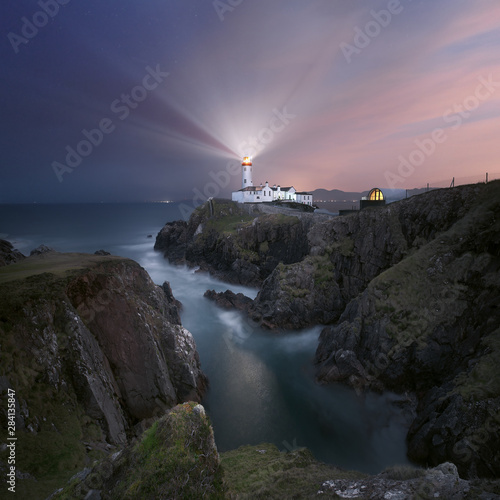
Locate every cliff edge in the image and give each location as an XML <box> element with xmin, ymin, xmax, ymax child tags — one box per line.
<box><xmin>0</xmin><ymin>251</ymin><xmax>207</xmax><ymax>498</ymax></box>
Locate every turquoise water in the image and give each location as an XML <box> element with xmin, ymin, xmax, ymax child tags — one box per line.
<box><xmin>0</xmin><ymin>203</ymin><xmax>411</xmax><ymax>473</ymax></box>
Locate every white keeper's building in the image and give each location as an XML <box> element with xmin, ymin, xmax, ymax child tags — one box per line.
<box><xmin>231</xmin><ymin>157</ymin><xmax>313</xmax><ymax>206</ymax></box>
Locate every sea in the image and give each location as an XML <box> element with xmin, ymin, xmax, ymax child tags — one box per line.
<box><xmin>0</xmin><ymin>202</ymin><xmax>411</xmax><ymax>473</ymax></box>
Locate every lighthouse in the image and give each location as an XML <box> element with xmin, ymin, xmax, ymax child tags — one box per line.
<box><xmin>231</xmin><ymin>156</ymin><xmax>313</xmax><ymax>206</ymax></box>
<box><xmin>242</xmin><ymin>156</ymin><xmax>253</xmax><ymax>189</ymax></box>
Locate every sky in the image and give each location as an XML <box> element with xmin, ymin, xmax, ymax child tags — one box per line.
<box><xmin>1</xmin><ymin>0</ymin><xmax>500</xmax><ymax>203</ymax></box>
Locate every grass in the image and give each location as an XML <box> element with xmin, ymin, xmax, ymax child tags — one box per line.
<box><xmin>53</xmin><ymin>403</ymin><xmax>225</xmax><ymax>500</ymax></box>
<box><xmin>310</xmin><ymin>255</ymin><xmax>335</xmax><ymax>288</ymax></box>
<box><xmin>330</xmin><ymin>237</ymin><xmax>354</xmax><ymax>257</ymax></box>
<box><xmin>453</xmin><ymin>328</ymin><xmax>500</xmax><ymax>401</ymax></box>
<box><xmin>221</xmin><ymin>443</ymin><xmax>365</xmax><ymax>499</ymax></box>
<box><xmin>206</xmin><ymin>213</ymin><xmax>255</xmax><ymax>234</ymax></box>
<box><xmin>0</xmin><ymin>252</ymin><xmax>126</xmax><ymax>284</ymax></box>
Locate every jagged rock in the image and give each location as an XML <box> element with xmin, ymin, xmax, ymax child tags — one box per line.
<box><xmin>94</xmin><ymin>249</ymin><xmax>110</xmax><ymax>256</ymax></box>
<box><xmin>155</xmin><ymin>199</ymin><xmax>312</xmax><ymax>285</ymax></box>
<box><xmin>0</xmin><ymin>252</ymin><xmax>207</xmax><ymax>492</ymax></box>
<box><xmin>204</xmin><ymin>289</ymin><xmax>254</xmax><ymax>312</ymax></box>
<box><xmin>29</xmin><ymin>244</ymin><xmax>55</xmax><ymax>255</ymax></box>
<box><xmin>154</xmin><ymin>219</ymin><xmax>189</xmax><ymax>263</ymax></box>
<box><xmin>0</xmin><ymin>239</ymin><xmax>25</xmax><ymax>266</ymax></box>
<box><xmin>314</xmin><ymin>181</ymin><xmax>500</xmax><ymax>477</ymax></box>
<box><xmin>248</xmin><ymin>258</ymin><xmax>343</xmax><ymax>329</ymax></box>
<box><xmin>161</xmin><ymin>281</ymin><xmax>182</xmax><ymax>324</ymax></box>
<box><xmin>155</xmin><ymin>183</ymin><xmax>500</xmax><ymax>479</ymax></box>
<box><xmin>320</xmin><ymin>462</ymin><xmax>490</xmax><ymax>499</ymax></box>
<box><xmin>250</xmin><ymin>183</ymin><xmax>495</xmax><ymax>330</ymax></box>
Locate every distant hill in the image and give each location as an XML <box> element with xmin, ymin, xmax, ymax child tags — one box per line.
<box><xmin>312</xmin><ymin>187</ymin><xmax>434</xmax><ymax>212</ymax></box>
<box><xmin>311</xmin><ymin>188</ymin><xmax>366</xmax><ymax>201</ymax></box>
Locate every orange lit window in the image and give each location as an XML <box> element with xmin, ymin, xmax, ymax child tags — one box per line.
<box><xmin>368</xmin><ymin>188</ymin><xmax>384</xmax><ymax>201</ymax></box>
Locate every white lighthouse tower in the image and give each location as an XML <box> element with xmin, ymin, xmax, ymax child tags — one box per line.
<box><xmin>242</xmin><ymin>156</ymin><xmax>253</xmax><ymax>188</ymax></box>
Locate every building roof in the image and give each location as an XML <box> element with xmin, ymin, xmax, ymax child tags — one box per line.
<box><xmin>271</xmin><ymin>186</ymin><xmax>294</xmax><ymax>191</ymax></box>
<box><xmin>237</xmin><ymin>186</ymin><xmax>263</xmax><ymax>192</ymax></box>
<box><xmin>295</xmin><ymin>191</ymin><xmax>312</xmax><ymax>195</ymax></box>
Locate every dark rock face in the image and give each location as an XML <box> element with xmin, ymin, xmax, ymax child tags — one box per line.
<box><xmin>154</xmin><ymin>219</ymin><xmax>189</xmax><ymax>263</ymax></box>
<box><xmin>250</xmin><ymin>183</ymin><xmax>492</xmax><ymax>329</ymax></box>
<box><xmin>0</xmin><ymin>253</ymin><xmax>207</xmax><ymax>456</ymax></box>
<box><xmin>0</xmin><ymin>239</ymin><xmax>25</xmax><ymax>266</ymax></box>
<box><xmin>314</xmin><ymin>181</ymin><xmax>500</xmax><ymax>477</ymax></box>
<box><xmin>407</xmin><ymin>391</ymin><xmax>500</xmax><ymax>480</ymax></box>
<box><xmin>204</xmin><ymin>289</ymin><xmax>254</xmax><ymax>312</ymax></box>
<box><xmin>155</xmin><ymin>199</ymin><xmax>312</xmax><ymax>285</ymax></box>
<box><xmin>248</xmin><ymin>259</ymin><xmax>344</xmax><ymax>329</ymax></box>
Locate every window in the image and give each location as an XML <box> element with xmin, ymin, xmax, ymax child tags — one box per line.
<box><xmin>369</xmin><ymin>188</ymin><xmax>384</xmax><ymax>201</ymax></box>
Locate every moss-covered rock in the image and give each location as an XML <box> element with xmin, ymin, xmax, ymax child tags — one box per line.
<box><xmin>51</xmin><ymin>402</ymin><xmax>224</xmax><ymax>499</ymax></box>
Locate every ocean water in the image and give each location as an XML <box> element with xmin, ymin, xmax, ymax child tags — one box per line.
<box><xmin>0</xmin><ymin>203</ymin><xmax>411</xmax><ymax>473</ymax></box>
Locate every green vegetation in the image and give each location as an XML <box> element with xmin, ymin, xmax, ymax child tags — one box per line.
<box><xmin>310</xmin><ymin>255</ymin><xmax>335</xmax><ymax>289</ymax></box>
<box><xmin>53</xmin><ymin>403</ymin><xmax>225</xmax><ymax>500</ymax></box>
<box><xmin>453</xmin><ymin>328</ymin><xmax>500</xmax><ymax>401</ymax></box>
<box><xmin>381</xmin><ymin>464</ymin><xmax>426</xmax><ymax>481</ymax></box>
<box><xmin>221</xmin><ymin>443</ymin><xmax>365</xmax><ymax>499</ymax></box>
<box><xmin>0</xmin><ymin>252</ymin><xmax>124</xmax><ymax>284</ymax></box>
<box><xmin>206</xmin><ymin>212</ymin><xmax>254</xmax><ymax>234</ymax></box>
<box><xmin>330</xmin><ymin>236</ymin><xmax>354</xmax><ymax>257</ymax></box>
<box><xmin>113</xmin><ymin>402</ymin><xmax>223</xmax><ymax>499</ymax></box>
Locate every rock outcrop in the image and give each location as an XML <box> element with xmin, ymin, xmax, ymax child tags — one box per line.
<box><xmin>204</xmin><ymin>289</ymin><xmax>254</xmax><ymax>312</ymax></box>
<box><xmin>0</xmin><ymin>239</ymin><xmax>25</xmax><ymax>267</ymax></box>
<box><xmin>0</xmin><ymin>252</ymin><xmax>207</xmax><ymax>496</ymax></box>
<box><xmin>155</xmin><ymin>199</ymin><xmax>312</xmax><ymax>285</ymax></box>
<box><xmin>51</xmin><ymin>402</ymin><xmax>224</xmax><ymax>500</ymax></box>
<box><xmin>314</xmin><ymin>181</ymin><xmax>500</xmax><ymax>478</ymax></box>
<box><xmin>249</xmin><ymin>182</ymin><xmax>494</xmax><ymax>329</ymax></box>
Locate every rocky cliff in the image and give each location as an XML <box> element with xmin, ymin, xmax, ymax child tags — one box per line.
<box><xmin>248</xmin><ymin>183</ymin><xmax>494</xmax><ymax>329</ymax></box>
<box><xmin>0</xmin><ymin>251</ymin><xmax>207</xmax><ymax>498</ymax></box>
<box><xmin>162</xmin><ymin>182</ymin><xmax>500</xmax><ymax>479</ymax></box>
<box><xmin>154</xmin><ymin>199</ymin><xmax>312</xmax><ymax>286</ymax></box>
<box><xmin>314</xmin><ymin>182</ymin><xmax>500</xmax><ymax>478</ymax></box>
